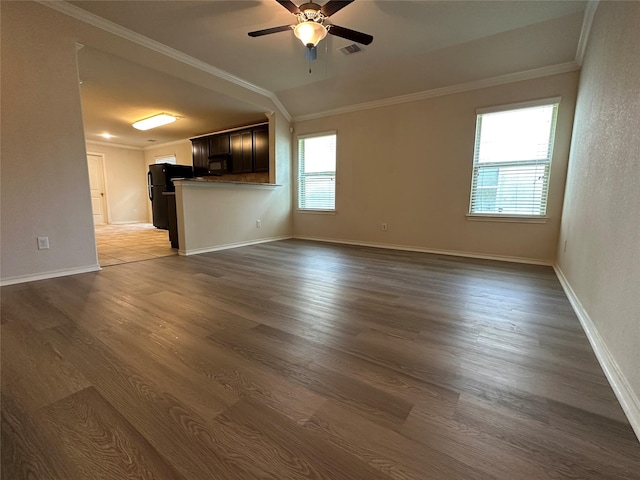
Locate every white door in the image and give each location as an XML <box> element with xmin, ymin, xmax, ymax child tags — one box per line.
<box><xmin>87</xmin><ymin>154</ymin><xmax>107</xmax><ymax>225</ymax></box>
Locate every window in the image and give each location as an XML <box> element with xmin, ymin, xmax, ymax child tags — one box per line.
<box><xmin>155</xmin><ymin>154</ymin><xmax>176</xmax><ymax>164</ymax></box>
<box><xmin>298</xmin><ymin>132</ymin><xmax>336</xmax><ymax>211</ymax></box>
<box><xmin>469</xmin><ymin>99</ymin><xmax>559</xmax><ymax>217</ymax></box>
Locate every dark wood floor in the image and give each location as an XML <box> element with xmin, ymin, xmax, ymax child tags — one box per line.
<box><xmin>2</xmin><ymin>239</ymin><xmax>639</xmax><ymax>479</ymax></box>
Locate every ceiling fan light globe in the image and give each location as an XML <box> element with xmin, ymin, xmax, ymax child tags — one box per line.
<box><xmin>294</xmin><ymin>21</ymin><xmax>327</xmax><ymax>48</ymax></box>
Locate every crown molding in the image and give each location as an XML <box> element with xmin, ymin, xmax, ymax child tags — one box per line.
<box><xmin>293</xmin><ymin>62</ymin><xmax>580</xmax><ymax>122</ymax></box>
<box><xmin>576</xmin><ymin>0</ymin><xmax>599</xmax><ymax>66</ymax></box>
<box><xmin>38</xmin><ymin>1</ymin><xmax>292</xmax><ymax>122</ymax></box>
<box><xmin>86</xmin><ymin>139</ymin><xmax>143</xmax><ymax>150</ymax></box>
<box><xmin>143</xmin><ymin>138</ymin><xmax>191</xmax><ymax>151</ymax></box>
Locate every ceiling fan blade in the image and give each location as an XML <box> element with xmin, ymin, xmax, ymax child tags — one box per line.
<box><xmin>327</xmin><ymin>24</ymin><xmax>373</xmax><ymax>45</ymax></box>
<box><xmin>276</xmin><ymin>0</ymin><xmax>300</xmax><ymax>14</ymax></box>
<box><xmin>321</xmin><ymin>0</ymin><xmax>354</xmax><ymax>17</ymax></box>
<box><xmin>248</xmin><ymin>25</ymin><xmax>293</xmax><ymax>37</ymax></box>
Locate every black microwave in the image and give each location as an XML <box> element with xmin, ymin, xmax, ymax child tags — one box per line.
<box><xmin>208</xmin><ymin>157</ymin><xmax>227</xmax><ymax>175</ymax></box>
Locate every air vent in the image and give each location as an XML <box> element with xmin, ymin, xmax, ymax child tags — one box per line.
<box><xmin>339</xmin><ymin>43</ymin><xmax>362</xmax><ymax>55</ymax></box>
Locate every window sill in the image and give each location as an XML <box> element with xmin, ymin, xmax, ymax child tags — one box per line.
<box><xmin>466</xmin><ymin>214</ymin><xmax>548</xmax><ymax>224</ymax></box>
<box><xmin>296</xmin><ymin>209</ymin><xmax>336</xmax><ymax>215</ymax></box>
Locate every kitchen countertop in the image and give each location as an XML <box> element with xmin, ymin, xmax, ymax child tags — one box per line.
<box><xmin>175</xmin><ymin>178</ymin><xmax>281</xmax><ymax>187</ymax></box>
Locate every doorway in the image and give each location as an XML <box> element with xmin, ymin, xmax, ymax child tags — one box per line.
<box><xmin>86</xmin><ymin>153</ymin><xmax>177</xmax><ymax>266</ymax></box>
<box><xmin>87</xmin><ymin>153</ymin><xmax>107</xmax><ymax>224</ymax></box>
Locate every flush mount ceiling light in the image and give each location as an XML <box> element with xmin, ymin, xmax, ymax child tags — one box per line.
<box><xmin>132</xmin><ymin>113</ymin><xmax>178</xmax><ymax>131</ymax></box>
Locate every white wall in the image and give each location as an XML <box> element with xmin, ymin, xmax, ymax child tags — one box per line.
<box><xmin>86</xmin><ymin>142</ymin><xmax>148</xmax><ymax>224</ymax></box>
<box><xmin>293</xmin><ymin>72</ymin><xmax>579</xmax><ymax>264</ymax></box>
<box><xmin>557</xmin><ymin>2</ymin><xmax>640</xmax><ymax>436</ymax></box>
<box><xmin>1</xmin><ymin>2</ymin><xmax>98</xmax><ymax>284</ymax></box>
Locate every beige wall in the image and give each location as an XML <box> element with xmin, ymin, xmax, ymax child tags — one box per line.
<box><xmin>144</xmin><ymin>140</ymin><xmax>194</xmax><ymax>168</ymax></box>
<box><xmin>293</xmin><ymin>72</ymin><xmax>579</xmax><ymax>263</ymax></box>
<box><xmin>557</xmin><ymin>2</ymin><xmax>640</xmax><ymax>430</ymax></box>
<box><xmin>1</xmin><ymin>2</ymin><xmax>98</xmax><ymax>283</ymax></box>
<box><xmin>86</xmin><ymin>142</ymin><xmax>148</xmax><ymax>224</ymax></box>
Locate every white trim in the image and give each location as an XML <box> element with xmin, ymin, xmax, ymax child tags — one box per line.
<box><xmin>1</xmin><ymin>265</ymin><xmax>101</xmax><ymax>286</ymax></box>
<box><xmin>143</xmin><ymin>138</ymin><xmax>190</xmax><ymax>151</ymax></box>
<box><xmin>293</xmin><ymin>236</ymin><xmax>553</xmax><ymax>266</ymax></box>
<box><xmin>296</xmin><ymin>209</ymin><xmax>337</xmax><ymax>215</ymax></box>
<box><xmin>39</xmin><ymin>0</ymin><xmax>292</xmax><ymax>122</ymax></box>
<box><xmin>293</xmin><ymin>62</ymin><xmax>579</xmax><ymax>122</ymax></box>
<box><xmin>576</xmin><ymin>1</ymin><xmax>600</xmax><ymax>66</ymax></box>
<box><xmin>466</xmin><ymin>214</ymin><xmax>549</xmax><ymax>224</ymax></box>
<box><xmin>86</xmin><ymin>151</ymin><xmax>111</xmax><ymax>225</ymax></box>
<box><xmin>554</xmin><ymin>265</ymin><xmax>640</xmax><ymax>442</ymax></box>
<box><xmin>297</xmin><ymin>130</ymin><xmax>337</xmax><ymax>140</ymax></box>
<box><xmin>476</xmin><ymin>96</ymin><xmax>561</xmax><ymax>115</ymax></box>
<box><xmin>179</xmin><ymin>235</ymin><xmax>292</xmax><ymax>256</ymax></box>
<box><xmin>189</xmin><ymin>121</ymin><xmax>269</xmax><ymax>140</ymax></box>
<box><xmin>86</xmin><ymin>140</ymin><xmax>143</xmax><ymax>151</ymax></box>
<box><xmin>108</xmin><ymin>221</ymin><xmax>150</xmax><ymax>225</ymax></box>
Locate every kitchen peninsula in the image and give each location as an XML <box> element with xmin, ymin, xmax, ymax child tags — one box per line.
<box><xmin>173</xmin><ymin>115</ymin><xmax>292</xmax><ymax>255</ymax></box>
<box><xmin>173</xmin><ymin>176</ymin><xmax>286</xmax><ymax>256</ymax></box>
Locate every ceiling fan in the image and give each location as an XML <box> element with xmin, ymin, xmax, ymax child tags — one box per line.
<box><xmin>248</xmin><ymin>0</ymin><xmax>373</xmax><ymax>60</ymax></box>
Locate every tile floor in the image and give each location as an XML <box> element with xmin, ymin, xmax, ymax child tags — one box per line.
<box><xmin>95</xmin><ymin>223</ymin><xmax>177</xmax><ymax>267</ymax></box>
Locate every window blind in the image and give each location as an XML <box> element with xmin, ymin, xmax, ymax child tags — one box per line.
<box><xmin>155</xmin><ymin>154</ymin><xmax>177</xmax><ymax>164</ymax></box>
<box><xmin>298</xmin><ymin>133</ymin><xmax>336</xmax><ymax>210</ymax></box>
<box><xmin>469</xmin><ymin>102</ymin><xmax>559</xmax><ymax>216</ymax></box>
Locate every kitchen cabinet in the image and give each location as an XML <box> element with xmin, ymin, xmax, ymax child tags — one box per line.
<box><xmin>192</xmin><ymin>137</ymin><xmax>209</xmax><ymax>176</ymax></box>
<box><xmin>253</xmin><ymin>126</ymin><xmax>269</xmax><ymax>173</ymax></box>
<box><xmin>230</xmin><ymin>130</ymin><xmax>254</xmax><ymax>173</ymax></box>
<box><xmin>209</xmin><ymin>134</ymin><xmax>230</xmax><ymax>156</ymax></box>
<box><xmin>191</xmin><ymin>123</ymin><xmax>269</xmax><ymax>175</ymax></box>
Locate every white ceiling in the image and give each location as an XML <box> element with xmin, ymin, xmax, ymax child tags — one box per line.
<box><xmin>65</xmin><ymin>0</ymin><xmax>588</xmax><ymax>148</ymax></box>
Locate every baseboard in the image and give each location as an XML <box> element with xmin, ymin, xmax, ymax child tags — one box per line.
<box><xmin>179</xmin><ymin>235</ymin><xmax>293</xmax><ymax>256</ymax></box>
<box><xmin>0</xmin><ymin>264</ymin><xmax>102</xmax><ymax>286</ymax></box>
<box><xmin>554</xmin><ymin>265</ymin><xmax>640</xmax><ymax>442</ymax></box>
<box><xmin>108</xmin><ymin>221</ymin><xmax>150</xmax><ymax>225</ymax></box>
<box><xmin>293</xmin><ymin>236</ymin><xmax>553</xmax><ymax>266</ymax></box>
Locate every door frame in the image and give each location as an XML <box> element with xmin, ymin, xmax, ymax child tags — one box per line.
<box><xmin>87</xmin><ymin>152</ymin><xmax>110</xmax><ymax>225</ymax></box>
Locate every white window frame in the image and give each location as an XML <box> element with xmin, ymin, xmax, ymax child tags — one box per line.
<box><xmin>467</xmin><ymin>97</ymin><xmax>560</xmax><ymax>223</ymax></box>
<box><xmin>297</xmin><ymin>131</ymin><xmax>337</xmax><ymax>213</ymax></box>
<box><xmin>155</xmin><ymin>154</ymin><xmax>177</xmax><ymax>164</ymax></box>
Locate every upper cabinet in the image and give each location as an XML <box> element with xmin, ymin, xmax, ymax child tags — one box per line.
<box><xmin>253</xmin><ymin>125</ymin><xmax>269</xmax><ymax>173</ymax></box>
<box><xmin>230</xmin><ymin>130</ymin><xmax>254</xmax><ymax>174</ymax></box>
<box><xmin>191</xmin><ymin>137</ymin><xmax>209</xmax><ymax>176</ymax></box>
<box><xmin>209</xmin><ymin>134</ymin><xmax>230</xmax><ymax>156</ymax></box>
<box><xmin>191</xmin><ymin>123</ymin><xmax>269</xmax><ymax>176</ymax></box>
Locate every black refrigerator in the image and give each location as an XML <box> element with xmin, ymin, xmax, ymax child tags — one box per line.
<box><xmin>148</xmin><ymin>163</ymin><xmax>194</xmax><ymax>229</ymax></box>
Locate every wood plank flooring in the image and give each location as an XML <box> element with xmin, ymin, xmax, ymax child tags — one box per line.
<box><xmin>2</xmin><ymin>239</ymin><xmax>639</xmax><ymax>479</ymax></box>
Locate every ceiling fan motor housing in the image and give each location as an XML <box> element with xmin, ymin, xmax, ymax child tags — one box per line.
<box><xmin>297</xmin><ymin>3</ymin><xmax>325</xmax><ymax>23</ymax></box>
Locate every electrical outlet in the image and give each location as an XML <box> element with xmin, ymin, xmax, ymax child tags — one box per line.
<box><xmin>381</xmin><ymin>223</ymin><xmax>388</xmax><ymax>232</ymax></box>
<box><xmin>256</xmin><ymin>220</ymin><xmax>261</xmax><ymax>228</ymax></box>
<box><xmin>37</xmin><ymin>236</ymin><xmax>50</xmax><ymax>250</ymax></box>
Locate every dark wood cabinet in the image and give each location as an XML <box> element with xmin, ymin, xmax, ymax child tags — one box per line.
<box><xmin>209</xmin><ymin>134</ymin><xmax>230</xmax><ymax>156</ymax></box>
<box><xmin>253</xmin><ymin>126</ymin><xmax>269</xmax><ymax>173</ymax></box>
<box><xmin>191</xmin><ymin>123</ymin><xmax>269</xmax><ymax>175</ymax></box>
<box><xmin>191</xmin><ymin>137</ymin><xmax>209</xmax><ymax>176</ymax></box>
<box><xmin>230</xmin><ymin>129</ymin><xmax>257</xmax><ymax>173</ymax></box>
